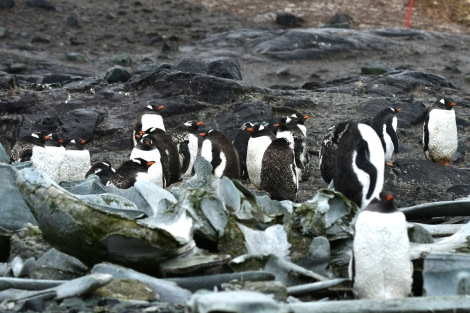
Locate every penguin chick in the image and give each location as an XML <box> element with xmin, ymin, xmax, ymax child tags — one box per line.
<box><xmin>171</xmin><ymin>120</ymin><xmax>203</xmax><ymax>179</ymax></box>
<box><xmin>110</xmin><ymin>158</ymin><xmax>155</xmax><ymax>189</ymax></box>
<box><xmin>132</xmin><ymin>104</ymin><xmax>165</xmax><ymax>146</ymax></box>
<box><xmin>352</xmin><ymin>191</ymin><xmax>413</xmax><ymax>299</ymax></box>
<box><xmin>59</xmin><ymin>138</ymin><xmax>91</xmax><ymax>182</ymax></box>
<box><xmin>85</xmin><ymin>161</ymin><xmax>116</xmax><ymax>185</ymax></box>
<box><xmin>333</xmin><ymin>121</ymin><xmax>384</xmax><ymax>210</ymax></box>
<box><xmin>246</xmin><ymin>123</ymin><xmax>276</xmax><ymax>189</ymax></box>
<box><xmin>371</xmin><ymin>107</ymin><xmax>401</xmax><ymax>167</ymax></box>
<box><xmin>200</xmin><ymin>129</ymin><xmax>241</xmax><ymax>180</ymax></box>
<box><xmin>10</xmin><ymin>131</ymin><xmax>48</xmax><ymax>163</ymax></box>
<box><xmin>233</xmin><ymin>122</ymin><xmax>255</xmax><ymax>180</ymax></box>
<box><xmin>423</xmin><ymin>98</ymin><xmax>457</xmax><ymax>166</ymax></box>
<box><xmin>260</xmin><ymin>138</ymin><xmax>298</xmax><ymax>202</ymax></box>
<box><xmin>319</xmin><ymin>121</ymin><xmax>348</xmax><ymax>185</ymax></box>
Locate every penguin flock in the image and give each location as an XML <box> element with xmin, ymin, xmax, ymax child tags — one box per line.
<box><xmin>8</xmin><ymin>97</ymin><xmax>459</xmax><ymax>300</ymax></box>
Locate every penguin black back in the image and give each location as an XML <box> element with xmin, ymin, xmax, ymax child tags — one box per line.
<box><xmin>233</xmin><ymin>122</ymin><xmax>254</xmax><ymax>180</ymax></box>
<box><xmin>110</xmin><ymin>158</ymin><xmax>154</xmax><ymax>189</ymax></box>
<box><xmin>86</xmin><ymin>161</ymin><xmax>116</xmax><ymax>185</ymax></box>
<box><xmin>319</xmin><ymin>121</ymin><xmax>348</xmax><ymax>185</ymax></box>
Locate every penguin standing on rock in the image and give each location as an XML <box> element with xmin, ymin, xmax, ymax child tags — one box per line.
<box><xmin>246</xmin><ymin>124</ymin><xmax>276</xmax><ymax>189</ymax></box>
<box><xmin>171</xmin><ymin>120</ymin><xmax>203</xmax><ymax>179</ymax></box>
<box><xmin>333</xmin><ymin>121</ymin><xmax>384</xmax><ymax>210</ymax></box>
<box><xmin>86</xmin><ymin>161</ymin><xmax>115</xmax><ymax>185</ymax></box>
<box><xmin>423</xmin><ymin>98</ymin><xmax>458</xmax><ymax>166</ymax></box>
<box><xmin>352</xmin><ymin>191</ymin><xmax>413</xmax><ymax>299</ymax></box>
<box><xmin>59</xmin><ymin>138</ymin><xmax>91</xmax><ymax>182</ymax></box>
<box><xmin>200</xmin><ymin>129</ymin><xmax>241</xmax><ymax>180</ymax></box>
<box><xmin>260</xmin><ymin>138</ymin><xmax>298</xmax><ymax>202</ymax></box>
<box><xmin>233</xmin><ymin>122</ymin><xmax>254</xmax><ymax>180</ymax></box>
<box><xmin>371</xmin><ymin>107</ymin><xmax>401</xmax><ymax>167</ymax></box>
<box><xmin>109</xmin><ymin>158</ymin><xmax>155</xmax><ymax>189</ymax></box>
<box><xmin>132</xmin><ymin>104</ymin><xmax>165</xmax><ymax>146</ymax></box>
<box><xmin>130</xmin><ymin>134</ymin><xmax>165</xmax><ymax>187</ymax></box>
<box><xmin>10</xmin><ymin>131</ymin><xmax>48</xmax><ymax>163</ymax></box>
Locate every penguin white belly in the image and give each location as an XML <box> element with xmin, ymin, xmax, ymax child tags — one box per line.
<box><xmin>297</xmin><ymin>124</ymin><xmax>307</xmax><ymax>137</ymax></box>
<box><xmin>213</xmin><ymin>151</ymin><xmax>227</xmax><ymax>178</ymax></box>
<box><xmin>135</xmin><ymin>172</ymin><xmax>151</xmax><ymax>183</ymax></box>
<box><xmin>141</xmin><ymin>114</ymin><xmax>165</xmax><ymax>132</ymax></box>
<box><xmin>148</xmin><ymin>162</ymin><xmax>165</xmax><ymax>187</ymax></box>
<box><xmin>276</xmin><ymin>130</ymin><xmax>294</xmax><ymax>148</ymax></box>
<box><xmin>426</xmin><ymin>109</ymin><xmax>457</xmax><ymax>162</ymax></box>
<box><xmin>59</xmin><ymin>150</ymin><xmax>91</xmax><ymax>182</ymax></box>
<box><xmin>182</xmin><ymin>135</ymin><xmax>199</xmax><ymax>178</ymax></box>
<box><xmin>246</xmin><ymin>136</ymin><xmax>272</xmax><ymax>189</ymax></box>
<box><xmin>383</xmin><ymin>126</ymin><xmax>394</xmax><ymax>162</ymax></box>
<box><xmin>353</xmin><ymin>211</ymin><xmax>413</xmax><ymax>299</ymax></box>
<box><xmin>200</xmin><ymin>140</ymin><xmax>213</xmax><ymax>163</ymax></box>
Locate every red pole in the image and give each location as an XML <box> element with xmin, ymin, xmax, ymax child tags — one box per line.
<box><xmin>406</xmin><ymin>0</ymin><xmax>414</xmax><ymax>28</ymax></box>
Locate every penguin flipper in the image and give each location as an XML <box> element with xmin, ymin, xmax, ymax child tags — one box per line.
<box><xmin>386</xmin><ymin>123</ymin><xmax>399</xmax><ymax>153</ymax></box>
<box><xmin>355</xmin><ymin>139</ymin><xmax>378</xmax><ymax>200</ymax></box>
<box><xmin>179</xmin><ymin>141</ymin><xmax>191</xmax><ymax>174</ymax></box>
<box><xmin>423</xmin><ymin>112</ymin><xmax>430</xmax><ymax>159</ymax></box>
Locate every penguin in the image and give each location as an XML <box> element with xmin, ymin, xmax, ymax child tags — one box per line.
<box><xmin>10</xmin><ymin>131</ymin><xmax>48</xmax><ymax>163</ymax></box>
<box><xmin>290</xmin><ymin>113</ymin><xmax>310</xmax><ymax>136</ymax></box>
<box><xmin>246</xmin><ymin>123</ymin><xmax>276</xmax><ymax>189</ymax></box>
<box><xmin>232</xmin><ymin>122</ymin><xmax>254</xmax><ymax>180</ymax></box>
<box><xmin>200</xmin><ymin>129</ymin><xmax>241</xmax><ymax>180</ymax></box>
<box><xmin>59</xmin><ymin>138</ymin><xmax>92</xmax><ymax>182</ymax></box>
<box><xmin>371</xmin><ymin>107</ymin><xmax>401</xmax><ymax>167</ymax></box>
<box><xmin>319</xmin><ymin>121</ymin><xmax>348</xmax><ymax>185</ymax></box>
<box><xmin>260</xmin><ymin>138</ymin><xmax>298</xmax><ymax>202</ymax></box>
<box><xmin>130</xmin><ymin>134</ymin><xmax>166</xmax><ymax>187</ymax></box>
<box><xmin>423</xmin><ymin>98</ymin><xmax>458</xmax><ymax>166</ymax></box>
<box><xmin>31</xmin><ymin>133</ymin><xmax>66</xmax><ymax>182</ymax></box>
<box><xmin>85</xmin><ymin>161</ymin><xmax>116</xmax><ymax>185</ymax></box>
<box><xmin>139</xmin><ymin>127</ymin><xmax>180</xmax><ymax>185</ymax></box>
<box><xmin>171</xmin><ymin>120</ymin><xmax>203</xmax><ymax>179</ymax></box>
<box><xmin>275</xmin><ymin>115</ymin><xmax>310</xmax><ymax>182</ymax></box>
<box><xmin>333</xmin><ymin>121</ymin><xmax>384</xmax><ymax>210</ymax></box>
<box><xmin>132</xmin><ymin>104</ymin><xmax>165</xmax><ymax>146</ymax></box>
<box><xmin>109</xmin><ymin>158</ymin><xmax>155</xmax><ymax>189</ymax></box>
<box><xmin>352</xmin><ymin>191</ymin><xmax>413</xmax><ymax>299</ymax></box>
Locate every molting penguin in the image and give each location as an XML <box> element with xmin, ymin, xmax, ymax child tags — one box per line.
<box><xmin>59</xmin><ymin>138</ymin><xmax>91</xmax><ymax>182</ymax></box>
<box><xmin>31</xmin><ymin>133</ymin><xmax>66</xmax><ymax>182</ymax></box>
<box><xmin>275</xmin><ymin>115</ymin><xmax>310</xmax><ymax>182</ymax></box>
<box><xmin>246</xmin><ymin>124</ymin><xmax>276</xmax><ymax>189</ymax></box>
<box><xmin>232</xmin><ymin>122</ymin><xmax>254</xmax><ymax>180</ymax></box>
<box><xmin>132</xmin><ymin>104</ymin><xmax>165</xmax><ymax>146</ymax></box>
<box><xmin>200</xmin><ymin>129</ymin><xmax>241</xmax><ymax>180</ymax></box>
<box><xmin>352</xmin><ymin>191</ymin><xmax>413</xmax><ymax>299</ymax></box>
<box><xmin>423</xmin><ymin>98</ymin><xmax>458</xmax><ymax>166</ymax></box>
<box><xmin>171</xmin><ymin>120</ymin><xmax>203</xmax><ymax>179</ymax></box>
<box><xmin>333</xmin><ymin>121</ymin><xmax>384</xmax><ymax>210</ymax></box>
<box><xmin>371</xmin><ymin>107</ymin><xmax>401</xmax><ymax>167</ymax></box>
<box><xmin>10</xmin><ymin>131</ymin><xmax>48</xmax><ymax>163</ymax></box>
<box><xmin>290</xmin><ymin>113</ymin><xmax>309</xmax><ymax>136</ymax></box>
<box><xmin>319</xmin><ymin>121</ymin><xmax>348</xmax><ymax>185</ymax></box>
<box><xmin>85</xmin><ymin>161</ymin><xmax>116</xmax><ymax>185</ymax></box>
<box><xmin>130</xmin><ymin>134</ymin><xmax>166</xmax><ymax>187</ymax></box>
<box><xmin>260</xmin><ymin>138</ymin><xmax>298</xmax><ymax>202</ymax></box>
<box><xmin>109</xmin><ymin>158</ymin><xmax>155</xmax><ymax>189</ymax></box>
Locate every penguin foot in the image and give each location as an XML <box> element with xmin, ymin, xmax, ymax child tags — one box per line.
<box><xmin>385</xmin><ymin>161</ymin><xmax>394</xmax><ymax>167</ymax></box>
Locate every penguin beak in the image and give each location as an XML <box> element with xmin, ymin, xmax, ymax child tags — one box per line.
<box><xmin>147</xmin><ymin>161</ymin><xmax>155</xmax><ymax>167</ymax></box>
<box><xmin>44</xmin><ymin>135</ymin><xmax>52</xmax><ymax>140</ymax></box>
<box><xmin>58</xmin><ymin>139</ymin><xmax>64</xmax><ymax>144</ymax></box>
<box><xmin>138</xmin><ymin>131</ymin><xmax>146</xmax><ymax>135</ymax></box>
<box><xmin>386</xmin><ymin>194</ymin><xmax>394</xmax><ymax>201</ymax></box>
<box><xmin>197</xmin><ymin>121</ymin><xmax>204</xmax><ymax>126</ymax></box>
<box><xmin>274</xmin><ymin>123</ymin><xmax>280</xmax><ymax>127</ymax></box>
<box><xmin>450</xmin><ymin>102</ymin><xmax>456</xmax><ymax>107</ymax></box>
<box><xmin>158</xmin><ymin>105</ymin><xmax>165</xmax><ymax>110</ymax></box>
<box><xmin>199</xmin><ymin>133</ymin><xmax>206</xmax><ymax>137</ymax></box>
<box><xmin>80</xmin><ymin>139</ymin><xmax>86</xmax><ymax>144</ymax></box>
<box><xmin>396</xmin><ymin>108</ymin><xmax>402</xmax><ymax>112</ymax></box>
<box><xmin>246</xmin><ymin>127</ymin><xmax>254</xmax><ymax>132</ymax></box>
<box><xmin>303</xmin><ymin>115</ymin><xmax>310</xmax><ymax>119</ymax></box>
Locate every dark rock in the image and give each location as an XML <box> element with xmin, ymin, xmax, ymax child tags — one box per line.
<box><xmin>105</xmin><ymin>65</ymin><xmax>131</xmax><ymax>83</ymax></box>
<box><xmin>360</xmin><ymin>98</ymin><xmax>427</xmax><ymax>128</ymax></box>
<box><xmin>65</xmin><ymin>52</ymin><xmax>86</xmax><ymax>62</ymax></box>
<box><xmin>361</xmin><ymin>62</ymin><xmax>394</xmax><ymax>75</ymax></box>
<box><xmin>25</xmin><ymin>0</ymin><xmax>54</xmax><ymax>10</ymax></box>
<box><xmin>66</xmin><ymin>14</ymin><xmax>80</xmax><ymax>27</ymax></box>
<box><xmin>113</xmin><ymin>53</ymin><xmax>133</xmax><ymax>67</ymax></box>
<box><xmin>205</xmin><ymin>57</ymin><xmax>242</xmax><ymax>80</ymax></box>
<box><xmin>41</xmin><ymin>74</ymin><xmax>74</xmax><ymax>85</ymax></box>
<box><xmin>57</xmin><ymin>109</ymin><xmax>102</xmax><ymax>142</ymax></box>
<box><xmin>275</xmin><ymin>13</ymin><xmax>304</xmax><ymax>28</ymax></box>
<box><xmin>0</xmin><ymin>74</ymin><xmax>18</xmax><ymax>90</ymax></box>
<box><xmin>0</xmin><ymin>0</ymin><xmax>14</xmax><ymax>9</ymax></box>
<box><xmin>175</xmin><ymin>57</ymin><xmax>208</xmax><ymax>75</ymax></box>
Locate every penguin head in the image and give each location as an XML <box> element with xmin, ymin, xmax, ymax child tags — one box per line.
<box><xmin>199</xmin><ymin>129</ymin><xmax>219</xmax><ymax>138</ymax></box>
<box><xmin>239</xmin><ymin>122</ymin><xmax>254</xmax><ymax>131</ymax></box>
<box><xmin>131</xmin><ymin>158</ymin><xmax>155</xmax><ymax>169</ymax></box>
<box><xmin>146</xmin><ymin>104</ymin><xmax>165</xmax><ymax>112</ymax></box>
<box><xmin>435</xmin><ymin>98</ymin><xmax>456</xmax><ymax>110</ymax></box>
<box><xmin>184</xmin><ymin>120</ymin><xmax>204</xmax><ymax>130</ymax></box>
<box><xmin>364</xmin><ymin>191</ymin><xmax>397</xmax><ymax>213</ymax></box>
<box><xmin>331</xmin><ymin>121</ymin><xmax>351</xmax><ymax>144</ymax></box>
<box><xmin>291</xmin><ymin>113</ymin><xmax>310</xmax><ymax>125</ymax></box>
<box><xmin>45</xmin><ymin>132</ymin><xmax>65</xmax><ymax>146</ymax></box>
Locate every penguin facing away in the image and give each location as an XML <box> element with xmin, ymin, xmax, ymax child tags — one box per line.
<box><xmin>31</xmin><ymin>133</ymin><xmax>66</xmax><ymax>182</ymax></box>
<box><xmin>171</xmin><ymin>120</ymin><xmax>203</xmax><ymax>179</ymax></box>
<box><xmin>200</xmin><ymin>129</ymin><xmax>241</xmax><ymax>180</ymax></box>
<box><xmin>59</xmin><ymin>138</ymin><xmax>91</xmax><ymax>182</ymax></box>
<box><xmin>333</xmin><ymin>121</ymin><xmax>385</xmax><ymax>210</ymax></box>
<box><xmin>10</xmin><ymin>131</ymin><xmax>48</xmax><ymax>163</ymax></box>
<box><xmin>232</xmin><ymin>122</ymin><xmax>254</xmax><ymax>180</ymax></box>
<box><xmin>371</xmin><ymin>107</ymin><xmax>401</xmax><ymax>167</ymax></box>
<box><xmin>246</xmin><ymin>124</ymin><xmax>276</xmax><ymax>189</ymax></box>
<box><xmin>130</xmin><ymin>134</ymin><xmax>166</xmax><ymax>188</ymax></box>
<box><xmin>319</xmin><ymin>121</ymin><xmax>348</xmax><ymax>185</ymax></box>
<box><xmin>109</xmin><ymin>158</ymin><xmax>155</xmax><ymax>189</ymax></box>
<box><xmin>423</xmin><ymin>98</ymin><xmax>458</xmax><ymax>166</ymax></box>
<box><xmin>260</xmin><ymin>138</ymin><xmax>298</xmax><ymax>202</ymax></box>
<box><xmin>132</xmin><ymin>104</ymin><xmax>166</xmax><ymax>146</ymax></box>
<box><xmin>85</xmin><ymin>161</ymin><xmax>116</xmax><ymax>185</ymax></box>
<box><xmin>352</xmin><ymin>191</ymin><xmax>413</xmax><ymax>299</ymax></box>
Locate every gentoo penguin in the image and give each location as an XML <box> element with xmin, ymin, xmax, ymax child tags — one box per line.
<box><xmin>171</xmin><ymin>120</ymin><xmax>203</xmax><ymax>179</ymax></box>
<box><xmin>200</xmin><ymin>129</ymin><xmax>241</xmax><ymax>180</ymax></box>
<box><xmin>260</xmin><ymin>138</ymin><xmax>298</xmax><ymax>202</ymax></box>
<box><xmin>130</xmin><ymin>134</ymin><xmax>166</xmax><ymax>187</ymax></box>
<box><xmin>319</xmin><ymin>121</ymin><xmax>348</xmax><ymax>185</ymax></box>
<box><xmin>352</xmin><ymin>191</ymin><xmax>413</xmax><ymax>299</ymax></box>
<box><xmin>132</xmin><ymin>104</ymin><xmax>165</xmax><ymax>146</ymax></box>
<box><xmin>31</xmin><ymin>133</ymin><xmax>66</xmax><ymax>182</ymax></box>
<box><xmin>290</xmin><ymin>113</ymin><xmax>309</xmax><ymax>136</ymax></box>
<box><xmin>275</xmin><ymin>115</ymin><xmax>310</xmax><ymax>182</ymax></box>
<box><xmin>140</xmin><ymin>127</ymin><xmax>180</xmax><ymax>185</ymax></box>
<box><xmin>59</xmin><ymin>138</ymin><xmax>91</xmax><ymax>182</ymax></box>
<box><xmin>246</xmin><ymin>124</ymin><xmax>276</xmax><ymax>189</ymax></box>
<box><xmin>423</xmin><ymin>98</ymin><xmax>458</xmax><ymax>166</ymax></box>
<box><xmin>10</xmin><ymin>131</ymin><xmax>48</xmax><ymax>163</ymax></box>
<box><xmin>371</xmin><ymin>107</ymin><xmax>401</xmax><ymax>167</ymax></box>
<box><xmin>232</xmin><ymin>122</ymin><xmax>254</xmax><ymax>180</ymax></box>
<box><xmin>109</xmin><ymin>158</ymin><xmax>155</xmax><ymax>189</ymax></box>
<box><xmin>85</xmin><ymin>161</ymin><xmax>116</xmax><ymax>185</ymax></box>
<box><xmin>333</xmin><ymin>121</ymin><xmax>384</xmax><ymax>210</ymax></box>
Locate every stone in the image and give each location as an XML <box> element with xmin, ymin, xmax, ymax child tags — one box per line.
<box><xmin>361</xmin><ymin>62</ymin><xmax>394</xmax><ymax>75</ymax></box>
<box><xmin>57</xmin><ymin>108</ymin><xmax>101</xmax><ymax>141</ymax></box>
<box><xmin>105</xmin><ymin>65</ymin><xmax>131</xmax><ymax>83</ymax></box>
<box><xmin>205</xmin><ymin>57</ymin><xmax>242</xmax><ymax>80</ymax></box>
<box><xmin>423</xmin><ymin>253</ymin><xmax>470</xmax><ymax>296</ymax></box>
<box><xmin>25</xmin><ymin>0</ymin><xmax>54</xmax><ymax>10</ymax></box>
<box><xmin>0</xmin><ymin>0</ymin><xmax>14</xmax><ymax>9</ymax></box>
<box><xmin>113</xmin><ymin>53</ymin><xmax>133</xmax><ymax>67</ymax></box>
<box><xmin>275</xmin><ymin>13</ymin><xmax>304</xmax><ymax>28</ymax></box>
<box><xmin>175</xmin><ymin>57</ymin><xmax>208</xmax><ymax>75</ymax></box>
